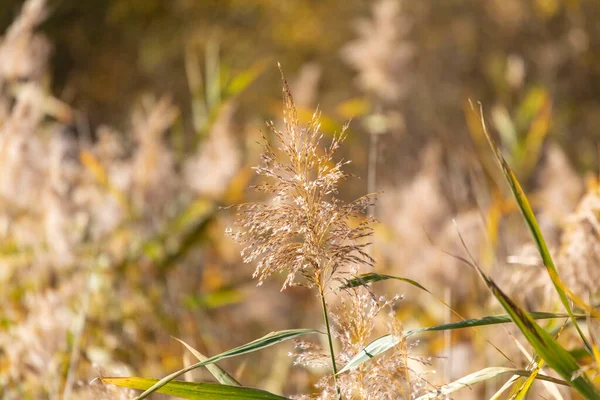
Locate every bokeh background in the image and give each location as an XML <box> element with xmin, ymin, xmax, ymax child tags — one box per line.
<box><xmin>1</xmin><ymin>0</ymin><xmax>599</xmax><ymax>398</ymax></box>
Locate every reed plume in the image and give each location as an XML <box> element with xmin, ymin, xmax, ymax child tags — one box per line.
<box><xmin>293</xmin><ymin>289</ymin><xmax>427</xmax><ymax>400</ymax></box>
<box><xmin>228</xmin><ymin>68</ymin><xmax>375</xmax><ymax>292</ymax></box>
<box><xmin>228</xmin><ymin>67</ymin><xmax>377</xmax><ymax>399</ymax></box>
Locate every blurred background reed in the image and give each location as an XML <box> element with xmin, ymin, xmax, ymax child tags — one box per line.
<box><xmin>1</xmin><ymin>0</ymin><xmax>599</xmax><ymax>398</ymax></box>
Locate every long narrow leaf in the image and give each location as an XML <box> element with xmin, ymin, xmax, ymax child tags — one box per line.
<box><xmin>341</xmin><ymin>271</ymin><xmax>511</xmax><ymax>362</ymax></box>
<box><xmin>474</xmin><ymin>262</ymin><xmax>600</xmax><ymax>398</ymax></box>
<box><xmin>338</xmin><ymin>312</ymin><xmax>579</xmax><ymax>374</ymax></box>
<box><xmin>102</xmin><ymin>377</ymin><xmax>288</xmax><ymax>400</ymax></box>
<box><xmin>405</xmin><ymin>312</ymin><xmax>579</xmax><ymax>337</ymax></box>
<box><xmin>173</xmin><ymin>337</ymin><xmax>240</xmax><ymax>386</ymax></box>
<box><xmin>546</xmin><ymin>268</ymin><xmax>600</xmax><ymax>319</ymax></box>
<box><xmin>342</xmin><ymin>273</ymin><xmax>430</xmax><ymax>293</ymax></box>
<box><xmin>414</xmin><ymin>367</ymin><xmax>567</xmax><ymax>400</ymax></box>
<box><xmin>490</xmin><ymin>374</ymin><xmax>520</xmax><ymax>400</ymax></box>
<box><xmin>133</xmin><ymin>329</ymin><xmax>321</xmax><ymax>399</ymax></box>
<box><xmin>476</xmin><ymin>101</ymin><xmax>592</xmax><ymax>351</ymax></box>
<box><xmin>513</xmin><ymin>360</ymin><xmax>544</xmax><ymax>400</ymax></box>
<box><xmin>337</xmin><ymin>334</ymin><xmax>400</xmax><ymax>374</ymax></box>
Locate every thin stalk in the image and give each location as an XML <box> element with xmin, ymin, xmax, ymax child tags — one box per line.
<box><xmin>367</xmin><ymin>131</ymin><xmax>378</xmax><ymax>218</ymax></box>
<box><xmin>319</xmin><ymin>285</ymin><xmax>342</xmax><ymax>400</ymax></box>
<box><xmin>443</xmin><ymin>287</ymin><xmax>451</xmax><ymax>385</ymax></box>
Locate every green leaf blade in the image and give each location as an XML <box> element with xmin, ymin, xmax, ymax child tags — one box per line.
<box><xmin>133</xmin><ymin>329</ymin><xmax>321</xmax><ymax>399</ymax></box>
<box><xmin>337</xmin><ymin>334</ymin><xmax>400</xmax><ymax>375</ymax></box>
<box><xmin>338</xmin><ymin>312</ymin><xmax>579</xmax><ymax>374</ymax></box>
<box><xmin>341</xmin><ymin>273</ymin><xmax>431</xmax><ymax>294</ymax></box>
<box><xmin>486</xmin><ymin>274</ymin><xmax>600</xmax><ymax>398</ymax></box>
<box><xmin>477</xmin><ymin>103</ymin><xmax>592</xmax><ymax>351</ymax></box>
<box><xmin>173</xmin><ymin>337</ymin><xmax>241</xmax><ymax>386</ymax></box>
<box><xmin>414</xmin><ymin>367</ymin><xmax>567</xmax><ymax>400</ymax></box>
<box><xmin>512</xmin><ymin>360</ymin><xmax>543</xmax><ymax>400</ymax></box>
<box><xmin>102</xmin><ymin>378</ymin><xmax>288</xmax><ymax>399</ymax></box>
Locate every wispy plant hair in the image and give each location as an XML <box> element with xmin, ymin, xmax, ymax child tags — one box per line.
<box><xmin>228</xmin><ymin>68</ymin><xmax>375</xmax><ymax>291</ymax></box>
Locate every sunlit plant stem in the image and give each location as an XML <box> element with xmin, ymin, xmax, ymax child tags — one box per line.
<box><xmin>318</xmin><ymin>283</ymin><xmax>342</xmax><ymax>400</ymax></box>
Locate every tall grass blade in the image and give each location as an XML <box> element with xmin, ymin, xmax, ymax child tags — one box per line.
<box><xmin>341</xmin><ymin>273</ymin><xmax>457</xmax><ymax>319</ymax></box>
<box><xmin>132</xmin><ymin>329</ymin><xmax>321</xmax><ymax>399</ymax></box>
<box><xmin>490</xmin><ymin>375</ymin><xmax>520</xmax><ymax>400</ymax></box>
<box><xmin>342</xmin><ymin>273</ymin><xmax>430</xmax><ymax>292</ymax></box>
<box><xmin>475</xmin><ymin>101</ymin><xmax>593</xmax><ymax>351</ymax></box>
<box><xmin>101</xmin><ymin>378</ymin><xmax>288</xmax><ymax>399</ymax></box>
<box><xmin>337</xmin><ymin>334</ymin><xmax>400</xmax><ymax>374</ymax></box>
<box><xmin>341</xmin><ymin>271</ymin><xmax>510</xmax><ymax>362</ymax></box>
<box><xmin>471</xmin><ymin>259</ymin><xmax>600</xmax><ymax>398</ymax></box>
<box><xmin>173</xmin><ymin>337</ymin><xmax>240</xmax><ymax>386</ymax></box>
<box><xmin>546</xmin><ymin>268</ymin><xmax>600</xmax><ymax>319</ymax></box>
<box><xmin>513</xmin><ymin>360</ymin><xmax>544</xmax><ymax>400</ymax></box>
<box><xmin>414</xmin><ymin>367</ymin><xmax>567</xmax><ymax>400</ymax></box>
<box><xmin>338</xmin><ymin>312</ymin><xmax>578</xmax><ymax>374</ymax></box>
<box><xmin>404</xmin><ymin>312</ymin><xmax>580</xmax><ymax>337</ymax></box>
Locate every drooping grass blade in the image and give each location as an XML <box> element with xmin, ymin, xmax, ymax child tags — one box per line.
<box><xmin>102</xmin><ymin>377</ymin><xmax>288</xmax><ymax>399</ymax></box>
<box><xmin>481</xmin><ymin>271</ymin><xmax>600</xmax><ymax>398</ymax></box>
<box><xmin>173</xmin><ymin>337</ymin><xmax>241</xmax><ymax>386</ymax></box>
<box><xmin>132</xmin><ymin>329</ymin><xmax>321</xmax><ymax>399</ymax></box>
<box><xmin>474</xmin><ymin>101</ymin><xmax>593</xmax><ymax>350</ymax></box>
<box><xmin>414</xmin><ymin>367</ymin><xmax>567</xmax><ymax>400</ymax></box>
<box><xmin>338</xmin><ymin>312</ymin><xmax>580</xmax><ymax>374</ymax></box>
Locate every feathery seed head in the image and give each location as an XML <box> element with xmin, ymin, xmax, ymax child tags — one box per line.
<box><xmin>228</xmin><ymin>69</ymin><xmax>375</xmax><ymax>290</ymax></box>
<box><xmin>294</xmin><ymin>289</ymin><xmax>429</xmax><ymax>399</ymax></box>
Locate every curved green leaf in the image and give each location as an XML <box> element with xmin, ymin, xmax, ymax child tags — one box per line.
<box><xmin>173</xmin><ymin>337</ymin><xmax>240</xmax><ymax>386</ymax></box>
<box><xmin>133</xmin><ymin>329</ymin><xmax>321</xmax><ymax>399</ymax></box>
<box><xmin>513</xmin><ymin>360</ymin><xmax>543</xmax><ymax>400</ymax></box>
<box><xmin>482</xmin><ymin>274</ymin><xmax>600</xmax><ymax>398</ymax></box>
<box><xmin>404</xmin><ymin>312</ymin><xmax>579</xmax><ymax>337</ymax></box>
<box><xmin>476</xmin><ymin>101</ymin><xmax>593</xmax><ymax>351</ymax></box>
<box><xmin>341</xmin><ymin>273</ymin><xmax>430</xmax><ymax>293</ymax></box>
<box><xmin>338</xmin><ymin>312</ymin><xmax>578</xmax><ymax>374</ymax></box>
<box><xmin>414</xmin><ymin>367</ymin><xmax>567</xmax><ymax>400</ymax></box>
<box><xmin>337</xmin><ymin>334</ymin><xmax>400</xmax><ymax>374</ymax></box>
<box><xmin>102</xmin><ymin>377</ymin><xmax>288</xmax><ymax>399</ymax></box>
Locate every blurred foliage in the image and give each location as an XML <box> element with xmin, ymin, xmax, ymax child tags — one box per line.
<box><xmin>2</xmin><ymin>0</ymin><xmax>600</xmax><ymax>398</ymax></box>
<box><xmin>0</xmin><ymin>0</ymin><xmax>599</xmax><ymax>170</ymax></box>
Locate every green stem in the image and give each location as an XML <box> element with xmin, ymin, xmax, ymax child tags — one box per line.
<box><xmin>319</xmin><ymin>285</ymin><xmax>342</xmax><ymax>400</ymax></box>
